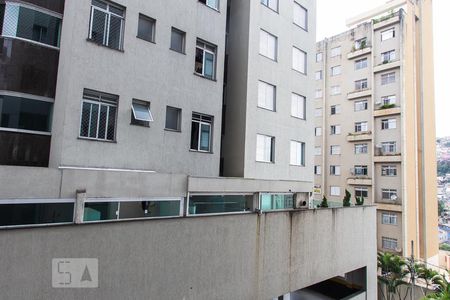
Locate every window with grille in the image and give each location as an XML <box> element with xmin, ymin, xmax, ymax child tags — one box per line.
<box><xmin>381</xmin><ymin>142</ymin><xmax>397</xmax><ymax>153</ymax></box>
<box><xmin>382</xmin><ymin>189</ymin><xmax>398</xmax><ymax>200</ymax></box>
<box><xmin>195</xmin><ymin>39</ymin><xmax>217</xmax><ymax>79</ymax></box>
<box><xmin>355</xmin><ymin>100</ymin><xmax>368</xmax><ymax>111</ymax></box>
<box><xmin>382</xmin><ymin>213</ymin><xmax>397</xmax><ymax>225</ymax></box>
<box><xmin>256</xmin><ymin>134</ymin><xmax>275</xmax><ymax>162</ymax></box>
<box><xmin>381</xmin><ymin>50</ymin><xmax>396</xmax><ymax>63</ymax></box>
<box><xmin>382</xmin><ymin>165</ymin><xmax>397</xmax><ymax>176</ymax></box>
<box><xmin>80</xmin><ymin>89</ymin><xmax>118</xmax><ymax>141</ymax></box>
<box><xmin>355</xmin><ymin>79</ymin><xmax>368</xmax><ymax>90</ymax></box>
<box><xmin>382</xmin><ymin>95</ymin><xmax>396</xmax><ymax>105</ymax></box>
<box><xmin>354</xmin><ymin>165</ymin><xmax>368</xmax><ymax>176</ymax></box>
<box><xmin>89</xmin><ymin>0</ymin><xmax>125</xmax><ymax>50</ymax></box>
<box><xmin>1</xmin><ymin>3</ymin><xmax>62</xmax><ymax>47</ymax></box>
<box><xmin>261</xmin><ymin>0</ymin><xmax>278</xmax><ymax>12</ymax></box>
<box><xmin>137</xmin><ymin>14</ymin><xmax>155</xmax><ymax>43</ymax></box>
<box><xmin>381</xmin><ymin>72</ymin><xmax>396</xmax><ymax>85</ymax></box>
<box><xmin>191</xmin><ymin>113</ymin><xmax>213</xmax><ymax>152</ymax></box>
<box><xmin>355</xmin><ymin>58</ymin><xmax>368</xmax><ymax>70</ymax></box>
<box><xmin>355</xmin><ymin>121</ymin><xmax>368</xmax><ymax>132</ymax></box>
<box><xmin>355</xmin><ymin>187</ymin><xmax>368</xmax><ymax>198</ymax></box>
<box><xmin>355</xmin><ymin>144</ymin><xmax>368</xmax><ymax>154</ymax></box>
<box><xmin>382</xmin><ymin>237</ymin><xmax>398</xmax><ymax>250</ymax></box>
<box><xmin>381</xmin><ymin>118</ymin><xmax>397</xmax><ymax>130</ymax></box>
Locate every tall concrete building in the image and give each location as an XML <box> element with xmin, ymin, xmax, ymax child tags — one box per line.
<box><xmin>314</xmin><ymin>0</ymin><xmax>438</xmax><ymax>262</ymax></box>
<box><xmin>0</xmin><ymin>0</ymin><xmax>377</xmax><ymax>299</ymax></box>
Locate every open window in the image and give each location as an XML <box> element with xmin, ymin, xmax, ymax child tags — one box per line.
<box><xmin>131</xmin><ymin>99</ymin><xmax>153</xmax><ymax>127</ymax></box>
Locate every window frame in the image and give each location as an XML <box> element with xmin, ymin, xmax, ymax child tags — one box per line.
<box><xmin>195</xmin><ymin>39</ymin><xmax>217</xmax><ymax>80</ymax></box>
<box><xmin>355</xmin><ymin>79</ymin><xmax>368</xmax><ymax>91</ymax></box>
<box><xmin>136</xmin><ymin>13</ymin><xmax>156</xmax><ymax>43</ymax></box>
<box><xmin>330</xmin><ymin>46</ymin><xmax>341</xmax><ymax>58</ymax></box>
<box><xmin>198</xmin><ymin>0</ymin><xmax>220</xmax><ymax>11</ymax></box>
<box><xmin>355</xmin><ymin>58</ymin><xmax>368</xmax><ymax>70</ymax></box>
<box><xmin>330</xmin><ymin>145</ymin><xmax>341</xmax><ymax>155</ymax></box>
<box><xmin>293</xmin><ymin>1</ymin><xmax>308</xmax><ymax>31</ymax></box>
<box><xmin>259</xmin><ymin>29</ymin><xmax>278</xmax><ymax>61</ymax></box>
<box><xmin>260</xmin><ymin>0</ymin><xmax>279</xmax><ymax>12</ymax></box>
<box><xmin>331</xmin><ymin>65</ymin><xmax>341</xmax><ymax>76</ymax></box>
<box><xmin>170</xmin><ymin>27</ymin><xmax>186</xmax><ymax>54</ymax></box>
<box><xmin>382</xmin><ymin>189</ymin><xmax>398</xmax><ymax>200</ymax></box>
<box><xmin>381</xmin><ymin>50</ymin><xmax>396</xmax><ymax>63</ymax></box>
<box><xmin>355</xmin><ymin>121</ymin><xmax>368</xmax><ymax>133</ymax></box>
<box><xmin>381</xmin><ymin>118</ymin><xmax>397</xmax><ymax>130</ymax></box>
<box><xmin>256</xmin><ymin>134</ymin><xmax>275</xmax><ymax>163</ymax></box>
<box><xmin>290</xmin><ymin>140</ymin><xmax>305</xmax><ymax>166</ymax></box>
<box><xmin>381</xmin><ymin>28</ymin><xmax>395</xmax><ymax>41</ymax></box>
<box><xmin>354</xmin><ymin>100</ymin><xmax>368</xmax><ymax>111</ymax></box>
<box><xmin>354</xmin><ymin>165</ymin><xmax>368</xmax><ymax>176</ymax></box>
<box><xmin>314</xmin><ymin>165</ymin><xmax>322</xmax><ymax>175</ymax></box>
<box><xmin>292</xmin><ymin>46</ymin><xmax>307</xmax><ymax>74</ymax></box>
<box><xmin>330</xmin><ymin>165</ymin><xmax>341</xmax><ymax>176</ymax></box>
<box><xmin>382</xmin><ymin>213</ymin><xmax>398</xmax><ymax>225</ymax></box>
<box><xmin>381</xmin><ymin>141</ymin><xmax>397</xmax><ymax>154</ymax></box>
<box><xmin>291</xmin><ymin>93</ymin><xmax>306</xmax><ymax>119</ymax></box>
<box><xmin>165</xmin><ymin>106</ymin><xmax>182</xmax><ymax>132</ymax></box>
<box><xmin>130</xmin><ymin>99</ymin><xmax>153</xmax><ymax>127</ymax></box>
<box><xmin>381</xmin><ymin>72</ymin><xmax>396</xmax><ymax>85</ymax></box>
<box><xmin>381</xmin><ymin>165</ymin><xmax>398</xmax><ymax>177</ymax></box>
<box><xmin>355</xmin><ymin>143</ymin><xmax>368</xmax><ymax>154</ymax></box>
<box><xmin>330</xmin><ymin>186</ymin><xmax>341</xmax><ymax>197</ymax></box>
<box><xmin>190</xmin><ymin>112</ymin><xmax>213</xmax><ymax>153</ymax></box>
<box><xmin>355</xmin><ymin>187</ymin><xmax>368</xmax><ymax>198</ymax></box>
<box><xmin>330</xmin><ymin>125</ymin><xmax>341</xmax><ymax>135</ymax></box>
<box><xmin>258</xmin><ymin>80</ymin><xmax>276</xmax><ymax>111</ymax></box>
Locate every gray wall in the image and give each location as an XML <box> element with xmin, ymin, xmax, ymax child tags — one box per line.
<box><xmin>50</xmin><ymin>0</ymin><xmax>227</xmax><ymax>177</ymax></box>
<box><xmin>0</xmin><ymin>206</ymin><xmax>377</xmax><ymax>300</ymax></box>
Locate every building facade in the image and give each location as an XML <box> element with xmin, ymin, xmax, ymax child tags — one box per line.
<box><xmin>0</xmin><ymin>0</ymin><xmax>377</xmax><ymax>298</ymax></box>
<box><xmin>314</xmin><ymin>0</ymin><xmax>438</xmax><ymax>262</ymax></box>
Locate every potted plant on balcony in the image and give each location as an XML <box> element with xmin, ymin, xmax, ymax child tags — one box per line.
<box><xmin>355</xmin><ymin>195</ymin><xmax>364</xmax><ymax>206</ymax></box>
<box><xmin>319</xmin><ymin>195</ymin><xmax>328</xmax><ymax>208</ymax></box>
<box><xmin>343</xmin><ymin>189</ymin><xmax>351</xmax><ymax>207</ymax></box>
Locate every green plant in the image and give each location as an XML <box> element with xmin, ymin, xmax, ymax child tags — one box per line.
<box><xmin>355</xmin><ymin>195</ymin><xmax>364</xmax><ymax>206</ymax></box>
<box><xmin>380</xmin><ymin>103</ymin><xmax>396</xmax><ymax>110</ymax></box>
<box><xmin>343</xmin><ymin>189</ymin><xmax>351</xmax><ymax>207</ymax></box>
<box><xmin>377</xmin><ymin>252</ymin><xmax>410</xmax><ymax>300</ymax></box>
<box><xmin>423</xmin><ymin>273</ymin><xmax>450</xmax><ymax>299</ymax></box>
<box><xmin>416</xmin><ymin>263</ymin><xmax>440</xmax><ymax>296</ymax></box>
<box><xmin>320</xmin><ymin>195</ymin><xmax>328</xmax><ymax>208</ymax></box>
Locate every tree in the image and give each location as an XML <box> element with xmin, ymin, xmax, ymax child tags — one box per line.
<box><xmin>355</xmin><ymin>195</ymin><xmax>364</xmax><ymax>206</ymax></box>
<box><xmin>416</xmin><ymin>263</ymin><xmax>439</xmax><ymax>296</ymax></box>
<box><xmin>343</xmin><ymin>189</ymin><xmax>351</xmax><ymax>207</ymax></box>
<box><xmin>320</xmin><ymin>195</ymin><xmax>328</xmax><ymax>208</ymax></box>
<box><xmin>423</xmin><ymin>273</ymin><xmax>450</xmax><ymax>299</ymax></box>
<box><xmin>377</xmin><ymin>252</ymin><xmax>410</xmax><ymax>300</ymax></box>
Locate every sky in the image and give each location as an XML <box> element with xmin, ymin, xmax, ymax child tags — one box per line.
<box><xmin>317</xmin><ymin>0</ymin><xmax>450</xmax><ymax>138</ymax></box>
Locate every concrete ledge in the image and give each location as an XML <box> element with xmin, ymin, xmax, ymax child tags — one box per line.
<box><xmin>373</xmin><ymin>107</ymin><xmax>401</xmax><ymax>117</ymax></box>
<box><xmin>347</xmin><ymin>132</ymin><xmax>373</xmax><ymax>142</ymax></box>
<box><xmin>347</xmin><ymin>89</ymin><xmax>372</xmax><ymax>100</ymax></box>
<box><xmin>347</xmin><ymin>47</ymin><xmax>372</xmax><ymax>60</ymax></box>
<box><xmin>373</xmin><ymin>60</ymin><xmax>401</xmax><ymax>73</ymax></box>
<box><xmin>376</xmin><ymin>203</ymin><xmax>402</xmax><ymax>212</ymax></box>
<box><xmin>373</xmin><ymin>15</ymin><xmax>401</xmax><ymax>30</ymax></box>
<box><xmin>373</xmin><ymin>155</ymin><xmax>402</xmax><ymax>163</ymax></box>
<box><xmin>347</xmin><ymin>178</ymin><xmax>373</xmax><ymax>186</ymax></box>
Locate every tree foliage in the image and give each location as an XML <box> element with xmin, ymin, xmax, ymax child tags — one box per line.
<box><xmin>343</xmin><ymin>189</ymin><xmax>351</xmax><ymax>207</ymax></box>
<box><xmin>320</xmin><ymin>195</ymin><xmax>328</xmax><ymax>208</ymax></box>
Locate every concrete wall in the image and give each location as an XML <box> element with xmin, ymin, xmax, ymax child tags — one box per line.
<box><xmin>50</xmin><ymin>0</ymin><xmax>227</xmax><ymax>177</ymax></box>
<box><xmin>0</xmin><ymin>206</ymin><xmax>377</xmax><ymax>300</ymax></box>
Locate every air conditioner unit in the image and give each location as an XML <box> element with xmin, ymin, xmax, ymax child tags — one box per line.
<box><xmin>294</xmin><ymin>193</ymin><xmax>309</xmax><ymax>209</ymax></box>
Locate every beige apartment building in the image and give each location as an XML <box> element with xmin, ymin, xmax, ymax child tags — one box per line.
<box><xmin>314</xmin><ymin>0</ymin><xmax>438</xmax><ymax>262</ymax></box>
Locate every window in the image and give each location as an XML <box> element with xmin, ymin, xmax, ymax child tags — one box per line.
<box><xmin>315</xmin><ymin>89</ymin><xmax>323</xmax><ymax>98</ymax></box>
<box><xmin>354</xmin><ymin>37</ymin><xmax>367</xmax><ymax>50</ymax></box>
<box><xmin>89</xmin><ymin>0</ymin><xmax>125</xmax><ymax>50</ymax></box>
<box><xmin>382</xmin><ymin>165</ymin><xmax>397</xmax><ymax>176</ymax></box>
<box><xmin>330</xmin><ymin>105</ymin><xmax>341</xmax><ymax>115</ymax></box>
<box><xmin>330</xmin><ymin>186</ymin><xmax>341</xmax><ymax>196</ymax></box>
<box><xmin>315</xmin><ymin>108</ymin><xmax>323</xmax><ymax>117</ymax></box>
<box><xmin>170</xmin><ymin>27</ymin><xmax>185</xmax><ymax>53</ymax></box>
<box><xmin>355</xmin><ymin>58</ymin><xmax>368</xmax><ymax>70</ymax></box>
<box><xmin>381</xmin><ymin>142</ymin><xmax>397</xmax><ymax>154</ymax></box>
<box><xmin>315</xmin><ymin>146</ymin><xmax>322</xmax><ymax>156</ymax></box>
<box><xmin>355</xmin><ymin>100</ymin><xmax>368</xmax><ymax>111</ymax></box>
<box><xmin>331</xmin><ymin>85</ymin><xmax>341</xmax><ymax>95</ymax></box>
<box><xmin>381</xmin><ymin>118</ymin><xmax>397</xmax><ymax>130</ymax></box>
<box><xmin>331</xmin><ymin>65</ymin><xmax>341</xmax><ymax>76</ymax></box>
<box><xmin>199</xmin><ymin>0</ymin><xmax>219</xmax><ymax>10</ymax></box>
<box><xmin>355</xmin><ymin>187</ymin><xmax>368</xmax><ymax>198</ymax></box>
<box><xmin>191</xmin><ymin>113</ymin><xmax>213</xmax><ymax>152</ymax></box>
<box><xmin>189</xmin><ymin>194</ymin><xmax>252</xmax><ymax>215</ymax></box>
<box><xmin>131</xmin><ymin>99</ymin><xmax>153</xmax><ymax>127</ymax></box>
<box><xmin>330</xmin><ymin>145</ymin><xmax>341</xmax><ymax>155</ymax></box>
<box><xmin>293</xmin><ymin>2</ymin><xmax>307</xmax><ymax>30</ymax></box>
<box><xmin>260</xmin><ymin>29</ymin><xmax>277</xmax><ymax>60</ymax></box>
<box><xmin>382</xmin><ymin>95</ymin><xmax>396</xmax><ymax>106</ymax></box>
<box><xmin>165</xmin><ymin>106</ymin><xmax>181</xmax><ymax>131</ymax></box>
<box><xmin>355</xmin><ymin>79</ymin><xmax>368</xmax><ymax>90</ymax></box>
<box><xmin>290</xmin><ymin>141</ymin><xmax>305</xmax><ymax>166</ymax></box>
<box><xmin>256</xmin><ymin>134</ymin><xmax>274</xmax><ymax>162</ymax></box>
<box><xmin>316</xmin><ymin>52</ymin><xmax>323</xmax><ymax>62</ymax></box>
<box><xmin>80</xmin><ymin>89</ymin><xmax>118</xmax><ymax>141</ymax></box>
<box><xmin>381</xmin><ymin>50</ymin><xmax>396</xmax><ymax>63</ymax></box>
<box><xmin>314</xmin><ymin>165</ymin><xmax>322</xmax><ymax>175</ymax></box>
<box><xmin>355</xmin><ymin>144</ymin><xmax>368</xmax><ymax>154</ymax></box>
<box><xmin>330</xmin><ymin>165</ymin><xmax>341</xmax><ymax>176</ymax></box>
<box><xmin>258</xmin><ymin>81</ymin><xmax>276</xmax><ymax>111</ymax></box>
<box><xmin>315</xmin><ymin>71</ymin><xmax>323</xmax><ymax>80</ymax></box>
<box><xmin>381</xmin><ymin>72</ymin><xmax>396</xmax><ymax>85</ymax></box>
<box><xmin>291</xmin><ymin>93</ymin><xmax>306</xmax><ymax>119</ymax></box>
<box><xmin>292</xmin><ymin>47</ymin><xmax>307</xmax><ymax>74</ymax></box>
<box><xmin>330</xmin><ymin>125</ymin><xmax>341</xmax><ymax>135</ymax></box>
<box><xmin>261</xmin><ymin>0</ymin><xmax>278</xmax><ymax>12</ymax></box>
<box><xmin>331</xmin><ymin>46</ymin><xmax>341</xmax><ymax>57</ymax></box>
<box><xmin>382</xmin><ymin>237</ymin><xmax>398</xmax><ymax>250</ymax></box>
<box><xmin>315</xmin><ymin>127</ymin><xmax>322</xmax><ymax>136</ymax></box>
<box><xmin>195</xmin><ymin>40</ymin><xmax>217</xmax><ymax>79</ymax></box>
<box><xmin>260</xmin><ymin>194</ymin><xmax>294</xmax><ymax>211</ymax></box>
<box><xmin>382</xmin><ymin>189</ymin><xmax>398</xmax><ymax>200</ymax></box>
<box><xmin>354</xmin><ymin>165</ymin><xmax>368</xmax><ymax>176</ymax></box>
<box><xmin>381</xmin><ymin>28</ymin><xmax>395</xmax><ymax>41</ymax></box>
<box><xmin>137</xmin><ymin>14</ymin><xmax>155</xmax><ymax>43</ymax></box>
<box><xmin>1</xmin><ymin>3</ymin><xmax>62</xmax><ymax>47</ymax></box>
<box><xmin>355</xmin><ymin>121</ymin><xmax>368</xmax><ymax>132</ymax></box>
<box><xmin>0</xmin><ymin>95</ymin><xmax>53</xmax><ymax>132</ymax></box>
<box><xmin>382</xmin><ymin>213</ymin><xmax>398</xmax><ymax>225</ymax></box>
<box><xmin>0</xmin><ymin>200</ymin><xmax>74</xmax><ymax>227</ymax></box>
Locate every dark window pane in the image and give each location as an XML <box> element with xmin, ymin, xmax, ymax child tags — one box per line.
<box><xmin>107</xmin><ymin>106</ymin><xmax>116</xmax><ymax>140</ymax></box>
<box><xmin>200</xmin><ymin>123</ymin><xmax>210</xmax><ymax>151</ymax></box>
<box><xmin>89</xmin><ymin>103</ymin><xmax>99</xmax><ymax>138</ymax></box>
<box><xmin>137</xmin><ymin>15</ymin><xmax>155</xmax><ymax>42</ymax></box>
<box><xmin>0</xmin><ymin>203</ymin><xmax>74</xmax><ymax>226</ymax></box>
<box><xmin>0</xmin><ymin>95</ymin><xmax>52</xmax><ymax>132</ymax></box>
<box><xmin>108</xmin><ymin>15</ymin><xmax>122</xmax><ymax>49</ymax></box>
<box><xmin>90</xmin><ymin>8</ymin><xmax>107</xmax><ymax>44</ymax></box>
<box><xmin>165</xmin><ymin>106</ymin><xmax>180</xmax><ymax>131</ymax></box>
<box><xmin>189</xmin><ymin>195</ymin><xmax>251</xmax><ymax>215</ymax></box>
<box><xmin>119</xmin><ymin>201</ymin><xmax>180</xmax><ymax>219</ymax></box>
<box><xmin>260</xmin><ymin>194</ymin><xmax>294</xmax><ymax>210</ymax></box>
<box><xmin>80</xmin><ymin>102</ymin><xmax>91</xmax><ymax>137</ymax></box>
<box><xmin>195</xmin><ymin>48</ymin><xmax>204</xmax><ymax>75</ymax></box>
<box><xmin>190</xmin><ymin>121</ymin><xmax>199</xmax><ymax>150</ymax></box>
<box><xmin>98</xmin><ymin>105</ymin><xmax>108</xmax><ymax>139</ymax></box>
<box><xmin>170</xmin><ymin>28</ymin><xmax>184</xmax><ymax>53</ymax></box>
<box><xmin>84</xmin><ymin>202</ymin><xmax>118</xmax><ymax>221</ymax></box>
<box><xmin>15</xmin><ymin>6</ymin><xmax>61</xmax><ymax>47</ymax></box>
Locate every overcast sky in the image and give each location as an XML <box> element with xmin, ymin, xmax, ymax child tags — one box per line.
<box><xmin>317</xmin><ymin>0</ymin><xmax>449</xmax><ymax>138</ymax></box>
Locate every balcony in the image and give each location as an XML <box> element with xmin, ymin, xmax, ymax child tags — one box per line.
<box><xmin>376</xmin><ymin>197</ymin><xmax>402</xmax><ymax>206</ymax></box>
<box><xmin>373</xmin><ymin>14</ymin><xmax>401</xmax><ymax>30</ymax></box>
<box><xmin>376</xmin><ymin>203</ymin><xmax>402</xmax><ymax>212</ymax></box>
<box><xmin>374</xmin><ymin>154</ymin><xmax>402</xmax><ymax>163</ymax></box>
<box><xmin>347</xmin><ymin>88</ymin><xmax>372</xmax><ymax>100</ymax></box>
<box><xmin>347</xmin><ymin>177</ymin><xmax>372</xmax><ymax>186</ymax></box>
<box><xmin>374</xmin><ymin>105</ymin><xmax>401</xmax><ymax>117</ymax></box>
<box><xmin>374</xmin><ymin>60</ymin><xmax>401</xmax><ymax>73</ymax></box>
<box><xmin>0</xmin><ymin>131</ymin><xmax>50</xmax><ymax>167</ymax></box>
<box><xmin>347</xmin><ymin>47</ymin><xmax>372</xmax><ymax>60</ymax></box>
<box><xmin>347</xmin><ymin>131</ymin><xmax>372</xmax><ymax>142</ymax></box>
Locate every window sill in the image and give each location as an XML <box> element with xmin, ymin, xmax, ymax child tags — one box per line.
<box><xmin>193</xmin><ymin>72</ymin><xmax>217</xmax><ymax>82</ymax></box>
<box><xmin>136</xmin><ymin>36</ymin><xmax>156</xmax><ymax>44</ymax></box>
<box><xmin>130</xmin><ymin>122</ymin><xmax>150</xmax><ymax>128</ymax></box>
<box><xmin>290</xmin><ymin>164</ymin><xmax>305</xmax><ymax>167</ymax></box>
<box><xmin>293</xmin><ymin>22</ymin><xmax>308</xmax><ymax>32</ymax></box>
<box><xmin>257</xmin><ymin>106</ymin><xmax>276</xmax><ymax>113</ymax></box>
<box><xmin>78</xmin><ymin>136</ymin><xmax>117</xmax><ymax>143</ymax></box>
<box><xmin>169</xmin><ymin>48</ymin><xmax>186</xmax><ymax>55</ymax></box>
<box><xmin>189</xmin><ymin>149</ymin><xmax>213</xmax><ymax>154</ymax></box>
<box><xmin>292</xmin><ymin>68</ymin><xmax>307</xmax><ymax>76</ymax></box>
<box><xmin>259</xmin><ymin>53</ymin><xmax>278</xmax><ymax>62</ymax></box>
<box><xmin>86</xmin><ymin>38</ymin><xmax>124</xmax><ymax>53</ymax></box>
<box><xmin>261</xmin><ymin>4</ymin><xmax>279</xmax><ymax>14</ymax></box>
<box><xmin>198</xmin><ymin>2</ymin><xmax>220</xmax><ymax>13</ymax></box>
<box><xmin>291</xmin><ymin>115</ymin><xmax>306</xmax><ymax>121</ymax></box>
<box><xmin>164</xmin><ymin>128</ymin><xmax>181</xmax><ymax>133</ymax></box>
<box><xmin>256</xmin><ymin>160</ymin><xmax>275</xmax><ymax>164</ymax></box>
